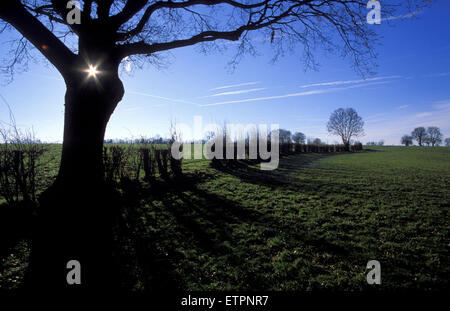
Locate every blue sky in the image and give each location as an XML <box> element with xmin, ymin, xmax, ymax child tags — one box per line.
<box><xmin>1</xmin><ymin>0</ymin><xmax>449</xmax><ymax>145</ymax></box>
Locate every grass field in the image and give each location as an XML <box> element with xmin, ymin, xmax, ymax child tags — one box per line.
<box><xmin>1</xmin><ymin>146</ymin><xmax>449</xmax><ymax>290</ymax></box>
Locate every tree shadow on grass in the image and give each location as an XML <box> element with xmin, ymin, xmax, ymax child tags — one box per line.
<box><xmin>209</xmin><ymin>154</ymin><xmax>337</xmax><ymax>191</ymax></box>
<box><xmin>210</xmin><ymin>159</ymin><xmax>291</xmax><ymax>187</ymax></box>
<box><xmin>0</xmin><ymin>202</ymin><xmax>35</xmax><ymax>288</ymax></box>
<box><xmin>1</xmin><ymin>160</ymin><xmax>377</xmax><ymax>290</ymax></box>
<box><xmin>113</xmin><ymin>168</ymin><xmax>368</xmax><ymax>291</ymax></box>
<box><xmin>0</xmin><ymin>202</ymin><xmax>34</xmax><ymax>260</ymax></box>
<box><xmin>210</xmin><ymin>153</ymin><xmax>378</xmax><ymax>194</ymax></box>
<box><xmin>115</xmin><ymin>173</ymin><xmax>266</xmax><ymax>290</ymax></box>
<box><xmin>361</xmin><ymin>148</ymin><xmax>383</xmax><ymax>152</ymax></box>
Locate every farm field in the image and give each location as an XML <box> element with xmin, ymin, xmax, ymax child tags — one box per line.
<box><xmin>1</xmin><ymin>146</ymin><xmax>449</xmax><ymax>290</ymax></box>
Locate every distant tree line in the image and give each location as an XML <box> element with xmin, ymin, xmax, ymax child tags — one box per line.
<box><xmin>104</xmin><ymin>135</ymin><xmax>170</xmax><ymax>145</ymax></box>
<box><xmin>402</xmin><ymin>127</ymin><xmax>446</xmax><ymax>146</ymax></box>
<box><xmin>209</xmin><ymin>125</ymin><xmax>363</xmax><ymax>169</ymax></box>
<box><xmin>270</xmin><ymin>128</ymin><xmax>363</xmax><ymax>156</ymax></box>
<box><xmin>366</xmin><ymin>140</ymin><xmax>385</xmax><ymax>146</ymax></box>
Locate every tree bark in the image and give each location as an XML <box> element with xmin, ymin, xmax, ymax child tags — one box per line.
<box><xmin>25</xmin><ymin>60</ymin><xmax>125</xmax><ymax>289</ymax></box>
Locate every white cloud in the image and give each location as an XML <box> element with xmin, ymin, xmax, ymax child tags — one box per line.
<box><xmin>397</xmin><ymin>105</ymin><xmax>409</xmax><ymax>109</ymax></box>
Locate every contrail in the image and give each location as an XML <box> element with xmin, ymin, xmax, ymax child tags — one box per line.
<box><xmin>204</xmin><ymin>88</ymin><xmax>266</xmax><ymax>98</ymax></box>
<box><xmin>300</xmin><ymin>76</ymin><xmax>401</xmax><ymax>88</ymax></box>
<box><xmin>201</xmin><ymin>81</ymin><xmax>391</xmax><ymax>107</ymax></box>
<box><xmin>209</xmin><ymin>81</ymin><xmax>260</xmax><ymax>91</ymax></box>
<box><xmin>128</xmin><ymin>90</ymin><xmax>199</xmax><ymax>106</ymax></box>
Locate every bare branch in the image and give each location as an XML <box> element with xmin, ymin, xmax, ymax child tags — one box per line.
<box><xmin>0</xmin><ymin>0</ymin><xmax>433</xmax><ymax>78</ymax></box>
<box><xmin>118</xmin><ymin>0</ymin><xmax>300</xmax><ymax>58</ymax></box>
<box><xmin>49</xmin><ymin>0</ymin><xmax>84</xmax><ymax>34</ymax></box>
<box><xmin>0</xmin><ymin>0</ymin><xmax>76</xmax><ymax>76</ymax></box>
<box><xmin>98</xmin><ymin>0</ymin><xmax>115</xmax><ymax>19</ymax></box>
<box><xmin>110</xmin><ymin>0</ymin><xmax>150</xmax><ymax>27</ymax></box>
<box><xmin>82</xmin><ymin>0</ymin><xmax>93</xmax><ymax>21</ymax></box>
<box><xmin>113</xmin><ymin>0</ymin><xmax>269</xmax><ymax>40</ymax></box>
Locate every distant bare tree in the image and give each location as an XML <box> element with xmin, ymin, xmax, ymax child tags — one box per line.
<box><xmin>292</xmin><ymin>132</ymin><xmax>306</xmax><ymax>144</ymax></box>
<box><xmin>426</xmin><ymin>127</ymin><xmax>443</xmax><ymax>147</ymax></box>
<box><xmin>270</xmin><ymin>129</ymin><xmax>291</xmax><ymax>144</ymax></box>
<box><xmin>401</xmin><ymin>135</ymin><xmax>413</xmax><ymax>146</ymax></box>
<box><xmin>312</xmin><ymin>138</ymin><xmax>322</xmax><ymax>145</ymax></box>
<box><xmin>411</xmin><ymin>127</ymin><xmax>427</xmax><ymax>146</ymax></box>
<box><xmin>327</xmin><ymin>108</ymin><xmax>364</xmax><ymax>150</ymax></box>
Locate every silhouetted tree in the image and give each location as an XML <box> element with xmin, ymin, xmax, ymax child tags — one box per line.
<box><xmin>292</xmin><ymin>132</ymin><xmax>306</xmax><ymax>144</ymax></box>
<box><xmin>445</xmin><ymin>138</ymin><xmax>450</xmax><ymax>147</ymax></box>
<box><xmin>411</xmin><ymin>127</ymin><xmax>427</xmax><ymax>146</ymax></box>
<box><xmin>401</xmin><ymin>135</ymin><xmax>413</xmax><ymax>146</ymax></box>
<box><xmin>0</xmin><ymin>0</ymin><xmax>430</xmax><ymax>289</ymax></box>
<box><xmin>327</xmin><ymin>108</ymin><xmax>364</xmax><ymax>150</ymax></box>
<box><xmin>426</xmin><ymin>126</ymin><xmax>443</xmax><ymax>147</ymax></box>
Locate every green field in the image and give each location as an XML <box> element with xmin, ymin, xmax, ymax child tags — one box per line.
<box><xmin>1</xmin><ymin>146</ymin><xmax>449</xmax><ymax>290</ymax></box>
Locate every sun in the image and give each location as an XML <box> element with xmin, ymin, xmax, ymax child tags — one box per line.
<box><xmin>86</xmin><ymin>65</ymin><xmax>98</xmax><ymax>78</ymax></box>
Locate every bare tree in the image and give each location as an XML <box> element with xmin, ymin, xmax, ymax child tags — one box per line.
<box><xmin>445</xmin><ymin>138</ymin><xmax>450</xmax><ymax>147</ymax></box>
<box><xmin>327</xmin><ymin>108</ymin><xmax>364</xmax><ymax>150</ymax></box>
<box><xmin>411</xmin><ymin>127</ymin><xmax>427</xmax><ymax>146</ymax></box>
<box><xmin>312</xmin><ymin>137</ymin><xmax>322</xmax><ymax>145</ymax></box>
<box><xmin>292</xmin><ymin>132</ymin><xmax>306</xmax><ymax>144</ymax></box>
<box><xmin>401</xmin><ymin>135</ymin><xmax>413</xmax><ymax>146</ymax></box>
<box><xmin>270</xmin><ymin>128</ymin><xmax>291</xmax><ymax>144</ymax></box>
<box><xmin>426</xmin><ymin>126</ymin><xmax>443</xmax><ymax>147</ymax></box>
<box><xmin>0</xmin><ymin>0</ymin><xmax>430</xmax><ymax>288</ymax></box>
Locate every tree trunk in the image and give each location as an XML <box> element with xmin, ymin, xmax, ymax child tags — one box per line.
<box><xmin>342</xmin><ymin>138</ymin><xmax>350</xmax><ymax>152</ymax></box>
<box><xmin>25</xmin><ymin>62</ymin><xmax>125</xmax><ymax>289</ymax></box>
